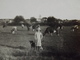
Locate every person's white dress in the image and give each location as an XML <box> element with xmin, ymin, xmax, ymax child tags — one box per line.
<box><xmin>34</xmin><ymin>31</ymin><xmax>43</xmax><ymax>46</ymax></box>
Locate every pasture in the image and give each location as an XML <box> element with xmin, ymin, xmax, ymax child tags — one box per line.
<box><xmin>0</xmin><ymin>25</ymin><xmax>80</xmax><ymax>60</ymax></box>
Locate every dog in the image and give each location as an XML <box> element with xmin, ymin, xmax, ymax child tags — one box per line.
<box><xmin>29</xmin><ymin>41</ymin><xmax>36</xmax><ymax>49</ymax></box>
<box><xmin>29</xmin><ymin>41</ymin><xmax>43</xmax><ymax>51</ymax></box>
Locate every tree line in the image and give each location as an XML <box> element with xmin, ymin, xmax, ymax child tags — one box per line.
<box><xmin>7</xmin><ymin>15</ymin><xmax>80</xmax><ymax>26</ymax></box>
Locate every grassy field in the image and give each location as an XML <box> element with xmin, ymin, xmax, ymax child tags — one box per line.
<box><xmin>0</xmin><ymin>25</ymin><xmax>80</xmax><ymax>60</ymax></box>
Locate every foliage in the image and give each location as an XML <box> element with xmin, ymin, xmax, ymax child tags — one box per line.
<box><xmin>47</xmin><ymin>16</ymin><xmax>57</xmax><ymax>26</ymax></box>
<box><xmin>13</xmin><ymin>16</ymin><xmax>25</xmax><ymax>23</ymax></box>
<box><xmin>41</xmin><ymin>17</ymin><xmax>47</xmax><ymax>23</ymax></box>
<box><xmin>47</xmin><ymin>16</ymin><xmax>56</xmax><ymax>23</ymax></box>
<box><xmin>30</xmin><ymin>17</ymin><xmax>37</xmax><ymax>23</ymax></box>
<box><xmin>63</xmin><ymin>20</ymin><xmax>79</xmax><ymax>26</ymax></box>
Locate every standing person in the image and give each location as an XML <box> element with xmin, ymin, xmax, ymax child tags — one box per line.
<box><xmin>34</xmin><ymin>30</ymin><xmax>43</xmax><ymax>51</ymax></box>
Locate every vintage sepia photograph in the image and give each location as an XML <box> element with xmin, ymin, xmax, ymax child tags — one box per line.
<box><xmin>0</xmin><ymin>0</ymin><xmax>80</xmax><ymax>60</ymax></box>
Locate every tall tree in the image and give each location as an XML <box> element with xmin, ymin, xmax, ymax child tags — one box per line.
<box><xmin>30</xmin><ymin>17</ymin><xmax>37</xmax><ymax>23</ymax></box>
<box><xmin>47</xmin><ymin>16</ymin><xmax>57</xmax><ymax>26</ymax></box>
<box><xmin>41</xmin><ymin>17</ymin><xmax>47</xmax><ymax>23</ymax></box>
<box><xmin>13</xmin><ymin>15</ymin><xmax>25</xmax><ymax>23</ymax></box>
<box><xmin>47</xmin><ymin>16</ymin><xmax>56</xmax><ymax>23</ymax></box>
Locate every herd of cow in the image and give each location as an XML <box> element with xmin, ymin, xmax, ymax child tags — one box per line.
<box><xmin>2</xmin><ymin>22</ymin><xmax>79</xmax><ymax>36</ymax></box>
<box><xmin>43</xmin><ymin>24</ymin><xmax>79</xmax><ymax>36</ymax></box>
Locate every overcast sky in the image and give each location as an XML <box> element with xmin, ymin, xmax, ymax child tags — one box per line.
<box><xmin>0</xmin><ymin>0</ymin><xmax>80</xmax><ymax>20</ymax></box>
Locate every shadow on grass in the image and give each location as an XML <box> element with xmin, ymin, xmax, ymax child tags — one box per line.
<box><xmin>28</xmin><ymin>33</ymin><xmax>34</xmax><ymax>35</ymax></box>
<box><xmin>0</xmin><ymin>56</ymin><xmax>4</xmax><ymax>60</ymax></box>
<box><xmin>1</xmin><ymin>32</ymin><xmax>11</xmax><ymax>34</ymax></box>
<box><xmin>0</xmin><ymin>44</ymin><xmax>26</xmax><ymax>50</ymax></box>
<box><xmin>39</xmin><ymin>50</ymin><xmax>80</xmax><ymax>60</ymax></box>
<box><xmin>12</xmin><ymin>50</ymin><xmax>27</xmax><ymax>57</ymax></box>
<box><xmin>18</xmin><ymin>29</ymin><xmax>27</xmax><ymax>31</ymax></box>
<box><xmin>39</xmin><ymin>46</ymin><xmax>80</xmax><ymax>60</ymax></box>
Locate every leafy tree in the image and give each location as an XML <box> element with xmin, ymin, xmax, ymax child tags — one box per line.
<box><xmin>30</xmin><ymin>17</ymin><xmax>37</xmax><ymax>23</ymax></box>
<box><xmin>47</xmin><ymin>16</ymin><xmax>56</xmax><ymax>23</ymax></box>
<box><xmin>13</xmin><ymin>15</ymin><xmax>25</xmax><ymax>23</ymax></box>
<box><xmin>47</xmin><ymin>16</ymin><xmax>57</xmax><ymax>26</ymax></box>
<box><xmin>41</xmin><ymin>17</ymin><xmax>47</xmax><ymax>23</ymax></box>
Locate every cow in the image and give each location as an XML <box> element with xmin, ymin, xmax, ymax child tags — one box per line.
<box><xmin>51</xmin><ymin>23</ymin><xmax>63</xmax><ymax>36</ymax></box>
<box><xmin>2</xmin><ymin>22</ymin><xmax>7</xmax><ymax>28</ymax></box>
<box><xmin>11</xmin><ymin>26</ymin><xmax>17</xmax><ymax>34</ymax></box>
<box><xmin>43</xmin><ymin>23</ymin><xmax>63</xmax><ymax>36</ymax></box>
<box><xmin>54</xmin><ymin>23</ymin><xmax>63</xmax><ymax>30</ymax></box>
<box><xmin>43</xmin><ymin>26</ymin><xmax>54</xmax><ymax>36</ymax></box>
<box><xmin>71</xmin><ymin>25</ymin><xmax>78</xmax><ymax>32</ymax></box>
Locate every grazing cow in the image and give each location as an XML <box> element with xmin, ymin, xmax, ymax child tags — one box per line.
<box><xmin>11</xmin><ymin>28</ymin><xmax>15</xmax><ymax>34</ymax></box>
<box><xmin>43</xmin><ymin>26</ymin><xmax>60</xmax><ymax>36</ymax></box>
<box><xmin>51</xmin><ymin>23</ymin><xmax>63</xmax><ymax>36</ymax></box>
<box><xmin>2</xmin><ymin>21</ymin><xmax>9</xmax><ymax>28</ymax></box>
<box><xmin>13</xmin><ymin>26</ymin><xmax>17</xmax><ymax>31</ymax></box>
<box><xmin>74</xmin><ymin>25</ymin><xmax>78</xmax><ymax>29</ymax></box>
<box><xmin>43</xmin><ymin>23</ymin><xmax>63</xmax><ymax>36</ymax></box>
<box><xmin>54</xmin><ymin>23</ymin><xmax>63</xmax><ymax>30</ymax></box>
<box><xmin>3</xmin><ymin>22</ymin><xmax>7</xmax><ymax>28</ymax></box>
<box><xmin>43</xmin><ymin>26</ymin><xmax>53</xmax><ymax>36</ymax></box>
<box><xmin>71</xmin><ymin>25</ymin><xmax>78</xmax><ymax>32</ymax></box>
<box><xmin>55</xmin><ymin>25</ymin><xmax>61</xmax><ymax>36</ymax></box>
<box><xmin>11</xmin><ymin>26</ymin><xmax>17</xmax><ymax>34</ymax></box>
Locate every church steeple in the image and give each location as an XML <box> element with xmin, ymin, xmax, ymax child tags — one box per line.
<box><xmin>37</xmin><ymin>15</ymin><xmax>41</xmax><ymax>22</ymax></box>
